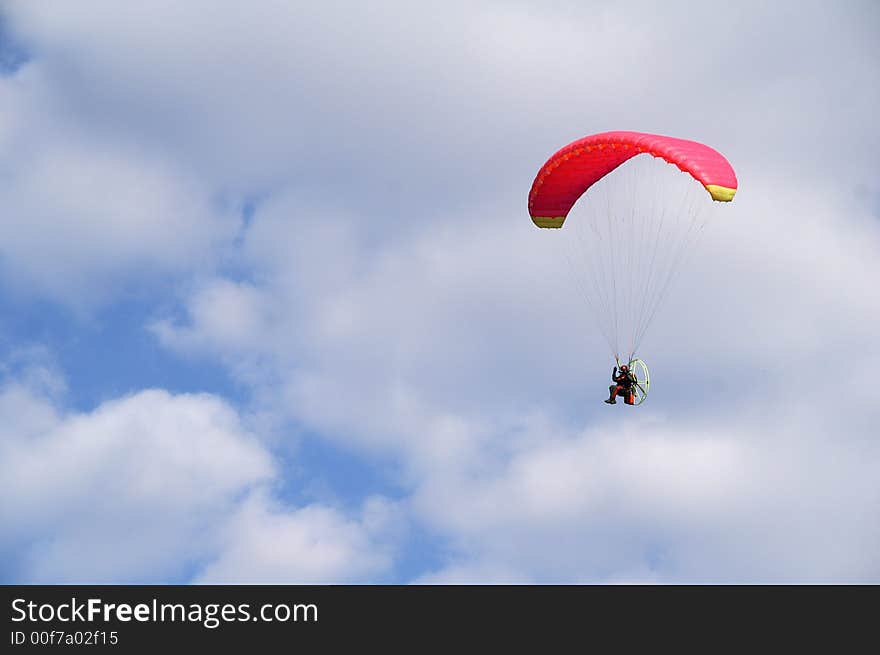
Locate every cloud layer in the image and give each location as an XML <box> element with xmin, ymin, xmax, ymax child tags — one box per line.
<box><xmin>1</xmin><ymin>1</ymin><xmax>878</xmax><ymax>582</ymax></box>
<box><xmin>0</xmin><ymin>367</ymin><xmax>395</xmax><ymax>583</ymax></box>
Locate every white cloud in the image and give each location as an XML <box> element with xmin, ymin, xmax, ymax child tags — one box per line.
<box><xmin>0</xmin><ymin>373</ymin><xmax>399</xmax><ymax>583</ymax></box>
<box><xmin>413</xmin><ymin>406</ymin><xmax>880</xmax><ymax>583</ymax></box>
<box><xmin>151</xmin><ymin>279</ymin><xmax>272</xmax><ymax>356</ymax></box>
<box><xmin>2</xmin><ymin>1</ymin><xmax>878</xmax><ymax>582</ymax></box>
<box><xmin>152</xmin><ymin>172</ymin><xmax>880</xmax><ymax>582</ymax></box>
<box><xmin>195</xmin><ymin>492</ymin><xmax>396</xmax><ymax>584</ymax></box>
<box><xmin>3</xmin><ymin>0</ymin><xmax>876</xmax><ymax>303</ymax></box>
<box><xmin>0</xmin><ymin>66</ymin><xmax>239</xmax><ymax>304</ymax></box>
<box><xmin>414</xmin><ymin>561</ymin><xmax>531</xmax><ymax>585</ymax></box>
<box><xmin>0</xmin><ymin>381</ymin><xmax>273</xmax><ymax>582</ymax></box>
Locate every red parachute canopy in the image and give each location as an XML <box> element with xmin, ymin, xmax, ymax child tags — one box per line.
<box><xmin>528</xmin><ymin>131</ymin><xmax>738</xmax><ymax>228</ymax></box>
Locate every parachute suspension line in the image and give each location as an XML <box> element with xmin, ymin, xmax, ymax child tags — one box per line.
<box><xmin>629</xmin><ymin>163</ymin><xmax>658</xmax><ymax>360</ymax></box>
<box><xmin>631</xmin><ymin>173</ymin><xmax>711</xmax><ymax>351</ymax></box>
<box><xmin>632</xmin><ymin>185</ymin><xmax>712</xmax><ymax>351</ymax></box>
<box><xmin>560</xmin><ymin>155</ymin><xmax>706</xmax><ymax>361</ymax></box>
<box><xmin>624</xmin><ymin>166</ymin><xmax>639</xmax><ymax>362</ymax></box>
<box><xmin>560</xmin><ymin>233</ymin><xmax>615</xmax><ymax>356</ymax></box>
<box><xmin>624</xmin><ymin>164</ymin><xmax>639</xmax><ymax>361</ymax></box>
<box><xmin>559</xmin><ymin>187</ymin><xmax>619</xmax><ymax>357</ymax></box>
<box><xmin>590</xmin><ymin>187</ymin><xmax>619</xmax><ymax>357</ymax></box>
<box><xmin>630</xmin><ymin>168</ymin><xmax>672</xmax><ymax>354</ymax></box>
<box><xmin>622</xmin><ymin>168</ymin><xmax>638</xmax><ymax>361</ymax></box>
<box><xmin>584</xmin><ymin>205</ymin><xmax>615</xmax><ymax>355</ymax></box>
<box><xmin>630</xmin><ymin>195</ymin><xmax>668</xmax><ymax>356</ymax></box>
<box><xmin>605</xmin><ymin>184</ymin><xmax>620</xmax><ymax>358</ymax></box>
<box><xmin>610</xmin><ymin>169</ymin><xmax>633</xmax><ymax>361</ymax></box>
<box><xmin>573</xmin><ymin>217</ymin><xmax>609</xmax><ymax>352</ymax></box>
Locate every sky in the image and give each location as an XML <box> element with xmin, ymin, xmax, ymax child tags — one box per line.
<box><xmin>1</xmin><ymin>0</ymin><xmax>878</xmax><ymax>583</ymax></box>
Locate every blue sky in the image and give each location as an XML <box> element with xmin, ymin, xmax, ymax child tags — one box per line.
<box><xmin>1</xmin><ymin>1</ymin><xmax>878</xmax><ymax>583</ymax></box>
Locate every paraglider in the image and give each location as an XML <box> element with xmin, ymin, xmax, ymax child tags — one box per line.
<box><xmin>605</xmin><ymin>358</ymin><xmax>650</xmax><ymax>406</ymax></box>
<box><xmin>606</xmin><ymin>362</ymin><xmax>634</xmax><ymax>405</ymax></box>
<box><xmin>528</xmin><ymin>131</ymin><xmax>737</xmax><ymax>406</ymax></box>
